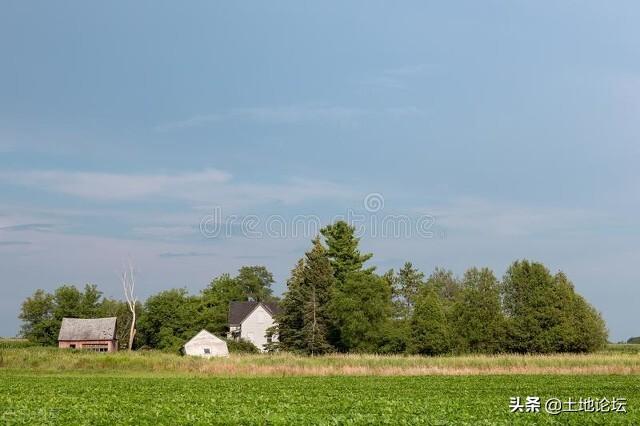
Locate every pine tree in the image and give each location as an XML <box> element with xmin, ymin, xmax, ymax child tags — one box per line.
<box><xmin>276</xmin><ymin>259</ymin><xmax>307</xmax><ymax>352</ymax></box>
<box><xmin>394</xmin><ymin>262</ymin><xmax>425</xmax><ymax>319</ymax></box>
<box><xmin>320</xmin><ymin>221</ymin><xmax>373</xmax><ymax>284</ymax></box>
<box><xmin>300</xmin><ymin>238</ymin><xmax>335</xmax><ymax>355</ymax></box>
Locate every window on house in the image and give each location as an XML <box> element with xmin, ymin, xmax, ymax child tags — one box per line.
<box><xmin>204</xmin><ymin>348</ymin><xmax>211</xmax><ymax>354</ymax></box>
<box><xmin>69</xmin><ymin>344</ymin><xmax>76</xmax><ymax>349</ymax></box>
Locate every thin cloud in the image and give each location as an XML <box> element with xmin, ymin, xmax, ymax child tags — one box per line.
<box><xmin>1</xmin><ymin>169</ymin><xmax>356</xmax><ymax>207</ymax></box>
<box><xmin>0</xmin><ymin>240</ymin><xmax>31</xmax><ymax>246</ymax></box>
<box><xmin>159</xmin><ymin>251</ymin><xmax>216</xmax><ymax>258</ymax></box>
<box><xmin>0</xmin><ymin>223</ymin><xmax>56</xmax><ymax>232</ymax></box>
<box><xmin>156</xmin><ymin>105</ymin><xmax>426</xmax><ymax>131</ymax></box>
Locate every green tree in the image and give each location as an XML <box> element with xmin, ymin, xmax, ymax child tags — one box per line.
<box><xmin>199</xmin><ymin>273</ymin><xmax>246</xmax><ymax>335</ymax></box>
<box><xmin>100</xmin><ymin>298</ymin><xmax>142</xmax><ymax>350</ymax></box>
<box><xmin>137</xmin><ymin>288</ymin><xmax>201</xmax><ymax>352</ymax></box>
<box><xmin>393</xmin><ymin>262</ymin><xmax>425</xmax><ymax>320</ymax></box>
<box><xmin>501</xmin><ymin>260</ymin><xmax>564</xmax><ymax>353</ymax></box>
<box><xmin>552</xmin><ymin>272</ymin><xmax>607</xmax><ymax>353</ymax></box>
<box><xmin>300</xmin><ymin>239</ymin><xmax>336</xmax><ymax>355</ymax></box>
<box><xmin>452</xmin><ymin>267</ymin><xmax>505</xmax><ymax>353</ymax></box>
<box><xmin>409</xmin><ymin>286</ymin><xmax>450</xmax><ymax>355</ymax></box>
<box><xmin>329</xmin><ymin>271</ymin><xmax>392</xmax><ymax>352</ymax></box>
<box><xmin>19</xmin><ymin>289</ymin><xmax>56</xmax><ymax>345</ymax></box>
<box><xmin>236</xmin><ymin>266</ymin><xmax>276</xmax><ymax>302</ymax></box>
<box><xmin>320</xmin><ymin>221</ymin><xmax>373</xmax><ymax>284</ymax></box>
<box><xmin>275</xmin><ymin>259</ymin><xmax>307</xmax><ymax>352</ymax></box>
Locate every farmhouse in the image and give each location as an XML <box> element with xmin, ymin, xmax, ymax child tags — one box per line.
<box><xmin>58</xmin><ymin>317</ymin><xmax>118</xmax><ymax>352</ymax></box>
<box><xmin>184</xmin><ymin>329</ymin><xmax>229</xmax><ymax>357</ymax></box>
<box><xmin>228</xmin><ymin>301</ymin><xmax>279</xmax><ymax>352</ymax></box>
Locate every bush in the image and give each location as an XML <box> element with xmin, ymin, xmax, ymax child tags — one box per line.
<box><xmin>0</xmin><ymin>339</ymin><xmax>39</xmax><ymax>349</ymax></box>
<box><xmin>627</xmin><ymin>337</ymin><xmax>640</xmax><ymax>344</ymax></box>
<box><xmin>225</xmin><ymin>338</ymin><xmax>260</xmax><ymax>353</ymax></box>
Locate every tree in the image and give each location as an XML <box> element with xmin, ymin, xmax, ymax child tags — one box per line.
<box><xmin>236</xmin><ymin>266</ymin><xmax>276</xmax><ymax>302</ymax></box>
<box><xmin>121</xmin><ymin>263</ymin><xmax>138</xmax><ymax>351</ymax></box>
<box><xmin>136</xmin><ymin>288</ymin><xmax>200</xmax><ymax>352</ymax></box>
<box><xmin>393</xmin><ymin>262</ymin><xmax>425</xmax><ymax>320</ymax></box>
<box><xmin>452</xmin><ymin>267</ymin><xmax>505</xmax><ymax>353</ymax></box>
<box><xmin>501</xmin><ymin>260</ymin><xmax>564</xmax><ymax>353</ymax></box>
<box><xmin>19</xmin><ymin>289</ymin><xmax>56</xmax><ymax>345</ymax></box>
<box><xmin>329</xmin><ymin>271</ymin><xmax>393</xmax><ymax>352</ymax></box>
<box><xmin>320</xmin><ymin>221</ymin><xmax>373</xmax><ymax>284</ymax></box>
<box><xmin>275</xmin><ymin>259</ymin><xmax>307</xmax><ymax>352</ymax></box>
<box><xmin>100</xmin><ymin>298</ymin><xmax>140</xmax><ymax>350</ymax></box>
<box><xmin>299</xmin><ymin>238</ymin><xmax>335</xmax><ymax>355</ymax></box>
<box><xmin>409</xmin><ymin>286</ymin><xmax>450</xmax><ymax>355</ymax></box>
<box><xmin>199</xmin><ymin>273</ymin><xmax>246</xmax><ymax>335</ymax></box>
<box><xmin>19</xmin><ymin>284</ymin><xmax>105</xmax><ymax>346</ymax></box>
<box><xmin>552</xmin><ymin>272</ymin><xmax>607</xmax><ymax>353</ymax></box>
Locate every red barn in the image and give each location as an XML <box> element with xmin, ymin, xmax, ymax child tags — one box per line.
<box><xmin>58</xmin><ymin>317</ymin><xmax>118</xmax><ymax>352</ymax></box>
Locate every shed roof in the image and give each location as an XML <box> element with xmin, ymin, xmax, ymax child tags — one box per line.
<box><xmin>184</xmin><ymin>330</ymin><xmax>226</xmax><ymax>346</ymax></box>
<box><xmin>58</xmin><ymin>317</ymin><xmax>117</xmax><ymax>341</ymax></box>
<box><xmin>228</xmin><ymin>301</ymin><xmax>279</xmax><ymax>326</ymax></box>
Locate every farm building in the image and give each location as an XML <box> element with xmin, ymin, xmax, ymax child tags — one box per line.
<box><xmin>228</xmin><ymin>301</ymin><xmax>279</xmax><ymax>352</ymax></box>
<box><xmin>184</xmin><ymin>330</ymin><xmax>229</xmax><ymax>357</ymax></box>
<box><xmin>58</xmin><ymin>317</ymin><xmax>118</xmax><ymax>352</ymax></box>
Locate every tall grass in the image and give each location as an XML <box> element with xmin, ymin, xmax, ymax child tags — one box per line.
<box><xmin>1</xmin><ymin>346</ymin><xmax>639</xmax><ymax>376</ymax></box>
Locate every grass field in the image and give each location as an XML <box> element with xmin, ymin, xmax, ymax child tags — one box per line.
<box><xmin>2</xmin><ymin>346</ymin><xmax>640</xmax><ymax>376</ymax></box>
<box><xmin>1</xmin><ymin>344</ymin><xmax>639</xmax><ymax>424</ymax></box>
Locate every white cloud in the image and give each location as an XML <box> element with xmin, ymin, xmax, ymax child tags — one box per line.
<box><xmin>1</xmin><ymin>169</ymin><xmax>355</xmax><ymax>207</ymax></box>
<box><xmin>418</xmin><ymin>197</ymin><xmax>598</xmax><ymax>238</ymax></box>
<box><xmin>156</xmin><ymin>105</ymin><xmax>426</xmax><ymax>131</ymax></box>
<box><xmin>1</xmin><ymin>169</ymin><xmax>231</xmax><ymax>201</ymax></box>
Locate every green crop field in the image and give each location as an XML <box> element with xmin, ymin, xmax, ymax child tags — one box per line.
<box><xmin>0</xmin><ymin>374</ymin><xmax>637</xmax><ymax>425</ymax></box>
<box><xmin>1</xmin><ymin>346</ymin><xmax>639</xmax><ymax>424</ymax></box>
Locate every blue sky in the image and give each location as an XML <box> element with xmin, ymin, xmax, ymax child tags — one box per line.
<box><xmin>0</xmin><ymin>1</ymin><xmax>638</xmax><ymax>340</ymax></box>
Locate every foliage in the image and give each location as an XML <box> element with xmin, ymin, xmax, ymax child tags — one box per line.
<box><xmin>320</xmin><ymin>221</ymin><xmax>373</xmax><ymax>283</ymax></box>
<box><xmin>236</xmin><ymin>266</ymin><xmax>276</xmax><ymax>302</ymax></box>
<box><xmin>1</xmin><ymin>372</ymin><xmax>638</xmax><ymax>424</ymax></box>
<box><xmin>19</xmin><ymin>284</ymin><xmax>107</xmax><ymax>346</ymax></box>
<box><xmin>409</xmin><ymin>286</ymin><xmax>450</xmax><ymax>355</ymax></box>
<box><xmin>628</xmin><ymin>337</ymin><xmax>640</xmax><ymax>344</ymax></box>
<box><xmin>329</xmin><ymin>271</ymin><xmax>392</xmax><ymax>353</ymax></box>
<box><xmin>224</xmin><ymin>338</ymin><xmax>259</xmax><ymax>353</ymax></box>
<box><xmin>452</xmin><ymin>267</ymin><xmax>505</xmax><ymax>353</ymax></box>
<box><xmin>137</xmin><ymin>289</ymin><xmax>201</xmax><ymax>353</ymax></box>
<box><xmin>502</xmin><ymin>260</ymin><xmax>608</xmax><ymax>354</ymax></box>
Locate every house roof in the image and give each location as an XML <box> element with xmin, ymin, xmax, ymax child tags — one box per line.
<box><xmin>184</xmin><ymin>330</ymin><xmax>226</xmax><ymax>347</ymax></box>
<box><xmin>58</xmin><ymin>317</ymin><xmax>117</xmax><ymax>341</ymax></box>
<box><xmin>228</xmin><ymin>301</ymin><xmax>279</xmax><ymax>326</ymax></box>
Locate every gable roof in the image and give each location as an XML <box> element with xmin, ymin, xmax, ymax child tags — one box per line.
<box><xmin>184</xmin><ymin>330</ymin><xmax>226</xmax><ymax>346</ymax></box>
<box><xmin>58</xmin><ymin>317</ymin><xmax>117</xmax><ymax>341</ymax></box>
<box><xmin>228</xmin><ymin>301</ymin><xmax>280</xmax><ymax>326</ymax></box>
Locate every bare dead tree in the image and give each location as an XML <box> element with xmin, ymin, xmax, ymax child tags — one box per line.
<box><xmin>121</xmin><ymin>261</ymin><xmax>138</xmax><ymax>351</ymax></box>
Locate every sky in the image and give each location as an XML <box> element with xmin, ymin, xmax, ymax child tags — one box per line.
<box><xmin>0</xmin><ymin>1</ymin><xmax>638</xmax><ymax>341</ymax></box>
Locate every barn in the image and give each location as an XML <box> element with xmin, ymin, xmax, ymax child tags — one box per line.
<box><xmin>184</xmin><ymin>330</ymin><xmax>229</xmax><ymax>357</ymax></box>
<box><xmin>58</xmin><ymin>317</ymin><xmax>118</xmax><ymax>352</ymax></box>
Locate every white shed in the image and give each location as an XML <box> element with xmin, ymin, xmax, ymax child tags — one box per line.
<box><xmin>184</xmin><ymin>330</ymin><xmax>229</xmax><ymax>357</ymax></box>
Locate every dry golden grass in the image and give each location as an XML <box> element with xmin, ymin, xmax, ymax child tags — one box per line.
<box><xmin>1</xmin><ymin>347</ymin><xmax>640</xmax><ymax>376</ymax></box>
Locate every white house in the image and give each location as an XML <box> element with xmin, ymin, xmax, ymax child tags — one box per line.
<box><xmin>228</xmin><ymin>301</ymin><xmax>279</xmax><ymax>352</ymax></box>
<box><xmin>184</xmin><ymin>329</ymin><xmax>229</xmax><ymax>357</ymax></box>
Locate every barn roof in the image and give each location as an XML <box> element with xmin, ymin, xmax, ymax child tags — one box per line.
<box><xmin>228</xmin><ymin>301</ymin><xmax>280</xmax><ymax>326</ymax></box>
<box><xmin>58</xmin><ymin>317</ymin><xmax>117</xmax><ymax>341</ymax></box>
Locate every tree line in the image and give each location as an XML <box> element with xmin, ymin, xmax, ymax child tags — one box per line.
<box><xmin>19</xmin><ymin>220</ymin><xmax>608</xmax><ymax>354</ymax></box>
